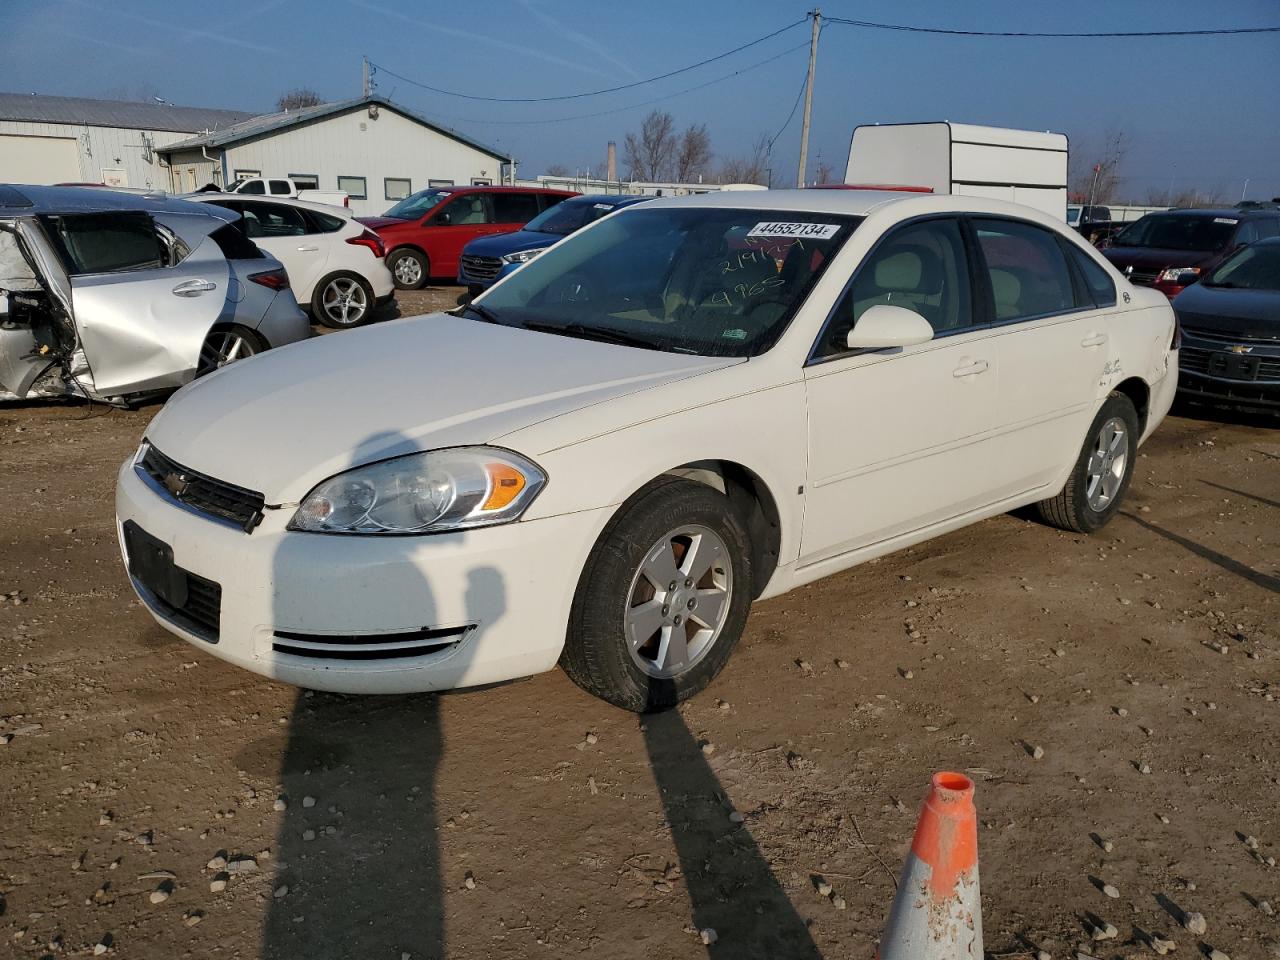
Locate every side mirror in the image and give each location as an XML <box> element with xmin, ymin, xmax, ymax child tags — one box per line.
<box><xmin>434</xmin><ymin>211</ymin><xmax>452</xmax><ymax>226</ymax></box>
<box><xmin>846</xmin><ymin>304</ymin><xmax>934</xmax><ymax>350</ymax></box>
<box><xmin>1175</xmin><ymin>270</ymin><xmax>1200</xmax><ymax>288</ymax></box>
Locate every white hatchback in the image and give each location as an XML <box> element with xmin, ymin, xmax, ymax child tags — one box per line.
<box><xmin>115</xmin><ymin>190</ymin><xmax>1178</xmax><ymax>712</ymax></box>
<box><xmin>189</xmin><ymin>194</ymin><xmax>393</xmax><ymax>328</ymax></box>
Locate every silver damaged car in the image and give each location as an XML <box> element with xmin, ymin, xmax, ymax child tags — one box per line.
<box><xmin>0</xmin><ymin>185</ymin><xmax>310</xmax><ymax>404</ymax></box>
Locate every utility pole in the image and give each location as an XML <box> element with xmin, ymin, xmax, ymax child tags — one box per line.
<box><xmin>362</xmin><ymin>55</ymin><xmax>371</xmax><ymax>98</ymax></box>
<box><xmin>796</xmin><ymin>9</ymin><xmax>821</xmax><ymax>188</ymax></box>
<box><xmin>1241</xmin><ymin>178</ymin><xmax>1250</xmax><ymax>202</ymax></box>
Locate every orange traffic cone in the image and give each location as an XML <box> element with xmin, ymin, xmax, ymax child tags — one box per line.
<box><xmin>878</xmin><ymin>772</ymin><xmax>983</xmax><ymax>959</ymax></box>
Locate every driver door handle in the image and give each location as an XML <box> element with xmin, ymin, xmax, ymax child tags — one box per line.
<box><xmin>296</xmin><ymin>245</ymin><xmax>319</xmax><ymax>252</ymax></box>
<box><xmin>172</xmin><ymin>279</ymin><xmax>216</xmax><ymax>297</ymax></box>
<box><xmin>952</xmin><ymin>359</ymin><xmax>990</xmax><ymax>378</ymax></box>
<box><xmin>1080</xmin><ymin>332</ymin><xmax>1108</xmax><ymax>348</ymax></box>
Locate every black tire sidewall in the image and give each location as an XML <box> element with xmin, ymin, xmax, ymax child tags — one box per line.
<box><xmin>1066</xmin><ymin>395</ymin><xmax>1140</xmax><ymax>532</ymax></box>
<box><xmin>311</xmin><ymin>272</ymin><xmax>375</xmax><ymax>328</ymax></box>
<box><xmin>388</xmin><ymin>249</ymin><xmax>428</xmax><ymax>290</ymax></box>
<box><xmin>565</xmin><ymin>479</ymin><xmax>753</xmax><ymax>712</ymax></box>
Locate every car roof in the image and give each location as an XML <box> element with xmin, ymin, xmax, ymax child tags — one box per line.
<box><xmin>1155</xmin><ymin>207</ymin><xmax>1270</xmax><ymax>219</ymax></box>
<box><xmin>185</xmin><ymin>192</ymin><xmax>354</xmax><ymax>218</ymax></box>
<box><xmin>637</xmin><ymin>187</ymin><xmax>934</xmax><ymax>217</ymax></box>
<box><xmin>563</xmin><ymin>194</ymin><xmax>649</xmax><ymax>205</ymax></box>
<box><xmin>0</xmin><ymin>183</ymin><xmax>232</xmax><ymax>220</ymax></box>
<box><xmin>450</xmin><ymin>185</ymin><xmax>576</xmax><ymax>195</ymax></box>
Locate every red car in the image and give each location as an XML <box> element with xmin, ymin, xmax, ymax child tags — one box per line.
<box><xmin>357</xmin><ymin>186</ymin><xmax>576</xmax><ymax>289</ymax></box>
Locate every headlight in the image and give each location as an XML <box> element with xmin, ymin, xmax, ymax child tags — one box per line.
<box><xmin>289</xmin><ymin>446</ymin><xmax>546</xmax><ymax>534</ymax></box>
<box><xmin>1157</xmin><ymin>266</ymin><xmax>1200</xmax><ymax>283</ymax></box>
<box><xmin>502</xmin><ymin>247</ymin><xmax>547</xmax><ymax>264</ymax></box>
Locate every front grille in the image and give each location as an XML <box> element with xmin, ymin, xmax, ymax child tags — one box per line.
<box><xmin>1183</xmin><ymin>325</ymin><xmax>1280</xmax><ymax>346</ymax></box>
<box><xmin>139</xmin><ymin>444</ymin><xmax>265</xmax><ymax>532</ymax></box>
<box><xmin>1179</xmin><ymin>345</ymin><xmax>1280</xmax><ymax>383</ymax></box>
<box><xmin>1127</xmin><ymin>270</ymin><xmax>1160</xmax><ymax>286</ymax></box>
<box><xmin>148</xmin><ymin>571</ymin><xmax>223</xmax><ymax>642</ymax></box>
<box><xmin>459</xmin><ymin>254</ymin><xmax>502</xmax><ymax>281</ymax></box>
<box><xmin>271</xmin><ymin>625</ymin><xmax>471</xmax><ymax>661</ymax></box>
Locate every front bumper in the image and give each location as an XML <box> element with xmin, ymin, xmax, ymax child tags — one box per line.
<box><xmin>116</xmin><ymin>457</ymin><xmax>611</xmax><ymax>694</ymax></box>
<box><xmin>1177</xmin><ymin>334</ymin><xmax>1280</xmax><ymax>411</ymax></box>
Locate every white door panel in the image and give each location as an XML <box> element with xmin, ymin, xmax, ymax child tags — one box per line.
<box><xmin>72</xmin><ymin>235</ymin><xmax>230</xmax><ymax>395</ymax></box>
<box><xmin>800</xmin><ymin>332</ymin><xmax>997</xmax><ymax>565</ymax></box>
<box><xmin>254</xmin><ymin>235</ymin><xmax>329</xmax><ymax>304</ymax></box>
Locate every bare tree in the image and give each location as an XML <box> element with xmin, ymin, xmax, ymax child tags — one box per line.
<box><xmin>673</xmin><ymin>124</ymin><xmax>712</xmax><ymax>183</ymax></box>
<box><xmin>276</xmin><ymin>88</ymin><xmax>324</xmax><ymax>112</ymax></box>
<box><xmin>624</xmin><ymin>111</ymin><xmax>676</xmax><ymax>181</ymax></box>
<box><xmin>717</xmin><ymin>132</ymin><xmax>770</xmax><ymax>185</ymax></box>
<box><xmin>1069</xmin><ymin>128</ymin><xmax>1128</xmax><ymax>204</ymax></box>
<box><xmin>544</xmin><ymin>163</ymin><xmax>571</xmax><ymax>177</ymax></box>
<box><xmin>812</xmin><ymin>159</ymin><xmax>835</xmax><ymax>185</ymax></box>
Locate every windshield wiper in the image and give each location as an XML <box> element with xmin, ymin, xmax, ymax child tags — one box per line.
<box><xmin>520</xmin><ymin>319</ymin><xmax>656</xmax><ymax>350</ymax></box>
<box><xmin>457</xmin><ymin>302</ymin><xmax>501</xmax><ymax>324</ymax></box>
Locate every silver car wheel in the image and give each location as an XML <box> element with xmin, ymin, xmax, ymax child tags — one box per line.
<box><xmin>393</xmin><ymin>256</ymin><xmax>422</xmax><ymax>286</ymax></box>
<box><xmin>1085</xmin><ymin>416</ymin><xmax>1128</xmax><ymax>511</ymax></box>
<box><xmin>321</xmin><ymin>277</ymin><xmax>368</xmax><ymax>326</ymax></box>
<box><xmin>197</xmin><ymin>329</ymin><xmax>258</xmax><ymax>376</ymax></box>
<box><xmin>624</xmin><ymin>524</ymin><xmax>733</xmax><ymax>680</ymax></box>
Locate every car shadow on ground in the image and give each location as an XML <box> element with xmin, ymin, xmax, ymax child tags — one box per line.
<box><xmin>1120</xmin><ymin>510</ymin><xmax>1279</xmax><ymax>594</ymax></box>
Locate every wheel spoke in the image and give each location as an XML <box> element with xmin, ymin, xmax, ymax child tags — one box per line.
<box><xmin>223</xmin><ymin>337</ymin><xmax>243</xmax><ymax>363</ymax></box>
<box><xmin>642</xmin><ymin>539</ymin><xmax>681</xmax><ymax>590</ymax></box>
<box><xmin>683</xmin><ymin>532</ymin><xmax>722</xmax><ymax>582</ymax></box>
<box><xmin>1086</xmin><ymin>450</ymin><xmax>1105</xmax><ymax>477</ymax></box>
<box><xmin>656</xmin><ymin>624</ymin><xmax>689</xmax><ymax>672</ymax></box>
<box><xmin>1108</xmin><ymin>428</ymin><xmax>1126</xmax><ymax>456</ymax></box>
<box><xmin>690</xmin><ymin>587</ymin><xmax>726</xmax><ymax>629</ymax></box>
<box><xmin>626</xmin><ymin>599</ymin><xmax>665</xmax><ymax>648</ymax></box>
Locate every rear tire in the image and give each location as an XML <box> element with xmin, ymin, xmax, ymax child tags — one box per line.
<box><xmin>1036</xmin><ymin>392</ymin><xmax>1139</xmax><ymax>533</ymax></box>
<box><xmin>560</xmin><ymin>478</ymin><xmax>753</xmax><ymax>713</ymax></box>
<box><xmin>312</xmin><ymin>272</ymin><xmax>374</xmax><ymax>328</ymax></box>
<box><xmin>388</xmin><ymin>248</ymin><xmax>428</xmax><ymax>290</ymax></box>
<box><xmin>196</xmin><ymin>325</ymin><xmax>264</xmax><ymax>378</ymax></box>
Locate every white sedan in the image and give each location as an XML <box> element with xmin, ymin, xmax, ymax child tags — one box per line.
<box><xmin>189</xmin><ymin>194</ymin><xmax>393</xmax><ymax>328</ymax></box>
<box><xmin>115</xmin><ymin>190</ymin><xmax>1178</xmax><ymax>712</ymax></box>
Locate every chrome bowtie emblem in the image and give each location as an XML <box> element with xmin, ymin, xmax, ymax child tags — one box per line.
<box><xmin>1228</xmin><ymin>344</ymin><xmax>1253</xmax><ymax>354</ymax></box>
<box><xmin>163</xmin><ymin>471</ymin><xmax>191</xmax><ymax>498</ymax></box>
<box><xmin>1124</xmin><ymin>265</ymin><xmax>1134</xmax><ymax>276</ymax></box>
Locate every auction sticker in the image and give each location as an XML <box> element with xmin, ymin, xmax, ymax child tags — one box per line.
<box><xmin>747</xmin><ymin>221</ymin><xmax>840</xmax><ymax>239</ymax></box>
<box><xmin>1213</xmin><ymin>217</ymin><xmax>1238</xmax><ymax>225</ymax></box>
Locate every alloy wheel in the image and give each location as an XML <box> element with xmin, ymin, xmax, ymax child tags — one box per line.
<box><xmin>393</xmin><ymin>256</ymin><xmax>422</xmax><ymax>286</ymax></box>
<box><xmin>624</xmin><ymin>524</ymin><xmax>733</xmax><ymax>680</ymax></box>
<box><xmin>1085</xmin><ymin>416</ymin><xmax>1128</xmax><ymax>511</ymax></box>
<box><xmin>197</xmin><ymin>330</ymin><xmax>257</xmax><ymax>375</ymax></box>
<box><xmin>321</xmin><ymin>277</ymin><xmax>368</xmax><ymax>326</ymax></box>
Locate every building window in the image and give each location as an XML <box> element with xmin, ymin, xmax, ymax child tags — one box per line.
<box><xmin>290</xmin><ymin>173</ymin><xmax>319</xmax><ymax>190</ymax></box>
<box><xmin>471</xmin><ymin>177</ymin><xmax>493</xmax><ymax>186</ymax></box>
<box><xmin>337</xmin><ymin>175</ymin><xmax>367</xmax><ymax>199</ymax></box>
<box><xmin>428</xmin><ymin>178</ymin><xmax>455</xmax><ymax>188</ymax></box>
<box><xmin>233</xmin><ymin>169</ymin><xmax>261</xmax><ymax>180</ymax></box>
<box><xmin>384</xmin><ymin>177</ymin><xmax>412</xmax><ymax>201</ymax></box>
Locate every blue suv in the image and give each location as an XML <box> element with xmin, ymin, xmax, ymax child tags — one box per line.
<box><xmin>457</xmin><ymin>194</ymin><xmax>650</xmax><ymax>295</ymax></box>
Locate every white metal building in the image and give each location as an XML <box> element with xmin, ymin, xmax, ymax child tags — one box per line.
<box><xmin>159</xmin><ymin>95</ymin><xmax>511</xmax><ymax>216</ymax></box>
<box><xmin>0</xmin><ymin>92</ymin><xmax>254</xmax><ymax>190</ymax></box>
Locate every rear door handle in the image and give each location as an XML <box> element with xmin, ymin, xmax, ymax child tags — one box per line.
<box><xmin>296</xmin><ymin>245</ymin><xmax>319</xmax><ymax>252</ymax></box>
<box><xmin>952</xmin><ymin>359</ymin><xmax>990</xmax><ymax>378</ymax></box>
<box><xmin>172</xmin><ymin>279</ymin><xmax>216</xmax><ymax>297</ymax></box>
<box><xmin>1080</xmin><ymin>332</ymin><xmax>1108</xmax><ymax>348</ymax></box>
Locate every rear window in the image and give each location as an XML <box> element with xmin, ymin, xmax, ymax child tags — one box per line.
<box><xmin>211</xmin><ymin>223</ymin><xmax>265</xmax><ymax>261</ymax></box>
<box><xmin>306</xmin><ymin>210</ymin><xmax>346</xmax><ymax>233</ymax></box>
<box><xmin>1113</xmin><ymin>214</ymin><xmax>1237</xmax><ymax>252</ymax></box>
<box><xmin>44</xmin><ymin>212</ymin><xmax>164</xmax><ymax>275</ymax></box>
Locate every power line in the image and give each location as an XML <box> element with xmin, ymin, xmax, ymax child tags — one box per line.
<box><xmin>770</xmin><ymin>66</ymin><xmax>810</xmax><ymax>148</ymax></box>
<box><xmin>369</xmin><ymin>17</ymin><xmax>807</xmax><ymax>104</ymax></box>
<box><xmin>421</xmin><ymin>42</ymin><xmax>811</xmax><ymax>126</ymax></box>
<box><xmin>824</xmin><ymin>16</ymin><xmax>1280</xmax><ymax>38</ymax></box>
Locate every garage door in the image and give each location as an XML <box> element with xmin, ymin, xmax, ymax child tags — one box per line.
<box><xmin>0</xmin><ymin>135</ymin><xmax>81</xmax><ymax>184</ymax></box>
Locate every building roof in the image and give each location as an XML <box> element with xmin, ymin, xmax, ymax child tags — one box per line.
<box><xmin>0</xmin><ymin>92</ymin><xmax>256</xmax><ymax>133</ymax></box>
<box><xmin>158</xmin><ymin>95</ymin><xmax>508</xmax><ymax>162</ymax></box>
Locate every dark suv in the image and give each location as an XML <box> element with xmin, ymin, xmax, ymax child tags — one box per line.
<box><xmin>357</xmin><ymin>186</ymin><xmax>576</xmax><ymax>289</ymax></box>
<box><xmin>1102</xmin><ymin>207</ymin><xmax>1280</xmax><ymax>298</ymax></box>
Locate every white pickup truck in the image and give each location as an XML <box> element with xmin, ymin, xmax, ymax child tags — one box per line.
<box><xmin>221</xmin><ymin>177</ymin><xmax>349</xmax><ymax>208</ymax></box>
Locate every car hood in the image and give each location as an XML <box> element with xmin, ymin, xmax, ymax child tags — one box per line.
<box><xmin>1173</xmin><ymin>283</ymin><xmax>1280</xmax><ymax>340</ymax></box>
<box><xmin>1102</xmin><ymin>245</ymin><xmax>1218</xmax><ymax>272</ymax></box>
<box><xmin>355</xmin><ymin>215</ymin><xmax>414</xmax><ymax>232</ymax></box>
<box><xmin>145</xmin><ymin>313</ymin><xmax>737</xmax><ymax>502</ymax></box>
<box><xmin>463</xmin><ymin>230</ymin><xmax>561</xmax><ymax>258</ymax></box>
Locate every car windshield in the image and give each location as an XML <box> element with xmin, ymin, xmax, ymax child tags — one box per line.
<box><xmin>384</xmin><ymin>188</ymin><xmax>452</xmax><ymax>220</ymax></box>
<box><xmin>1204</xmin><ymin>243</ymin><xmax>1280</xmax><ymax>290</ymax></box>
<box><xmin>1113</xmin><ymin>214</ymin><xmax>1237</xmax><ymax>252</ymax></box>
<box><xmin>475</xmin><ymin>206</ymin><xmax>861</xmax><ymax>357</ymax></box>
<box><xmin>522</xmin><ymin>198</ymin><xmax>630</xmax><ymax>236</ymax></box>
<box><xmin>224</xmin><ymin>178</ymin><xmax>246</xmax><ymax>192</ymax></box>
<box><xmin>1067</xmin><ymin>206</ymin><xmax>1081</xmax><ymax>223</ymax></box>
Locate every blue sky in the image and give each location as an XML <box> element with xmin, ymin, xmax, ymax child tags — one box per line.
<box><xmin>4</xmin><ymin>0</ymin><xmax>1279</xmax><ymax>200</ymax></box>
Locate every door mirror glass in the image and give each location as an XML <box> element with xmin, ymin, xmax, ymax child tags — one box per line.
<box><xmin>846</xmin><ymin>304</ymin><xmax>934</xmax><ymax>349</ymax></box>
<box><xmin>1175</xmin><ymin>270</ymin><xmax>1200</xmax><ymax>287</ymax></box>
<box><xmin>434</xmin><ymin>211</ymin><xmax>451</xmax><ymax>226</ymax></box>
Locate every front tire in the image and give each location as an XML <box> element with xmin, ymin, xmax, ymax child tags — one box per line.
<box><xmin>312</xmin><ymin>272</ymin><xmax>374</xmax><ymax>328</ymax></box>
<box><xmin>561</xmin><ymin>478</ymin><xmax>753</xmax><ymax>713</ymax></box>
<box><xmin>1036</xmin><ymin>392</ymin><xmax>1140</xmax><ymax>533</ymax></box>
<box><xmin>387</xmin><ymin>248</ymin><xmax>428</xmax><ymax>290</ymax></box>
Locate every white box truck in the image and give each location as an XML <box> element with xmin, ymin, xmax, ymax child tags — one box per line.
<box><xmin>844</xmin><ymin>122</ymin><xmax>1069</xmax><ymax>220</ymax></box>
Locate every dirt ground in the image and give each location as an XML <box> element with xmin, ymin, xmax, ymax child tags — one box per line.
<box><xmin>2</xmin><ymin>290</ymin><xmax>1278</xmax><ymax>960</ymax></box>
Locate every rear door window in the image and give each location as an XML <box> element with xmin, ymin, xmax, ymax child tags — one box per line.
<box><xmin>971</xmin><ymin>218</ymin><xmax>1076</xmax><ymax>322</ymax></box>
<box><xmin>211</xmin><ymin>223</ymin><xmax>266</xmax><ymax>261</ymax></box>
<box><xmin>239</xmin><ymin>202</ymin><xmax>307</xmax><ymax>238</ymax></box>
<box><xmin>43</xmin><ymin>212</ymin><xmax>165</xmax><ymax>275</ymax></box>
<box><xmin>492</xmin><ymin>192</ymin><xmax>541</xmax><ymax>224</ymax></box>
<box><xmin>1066</xmin><ymin>244</ymin><xmax>1117</xmax><ymax>308</ymax></box>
